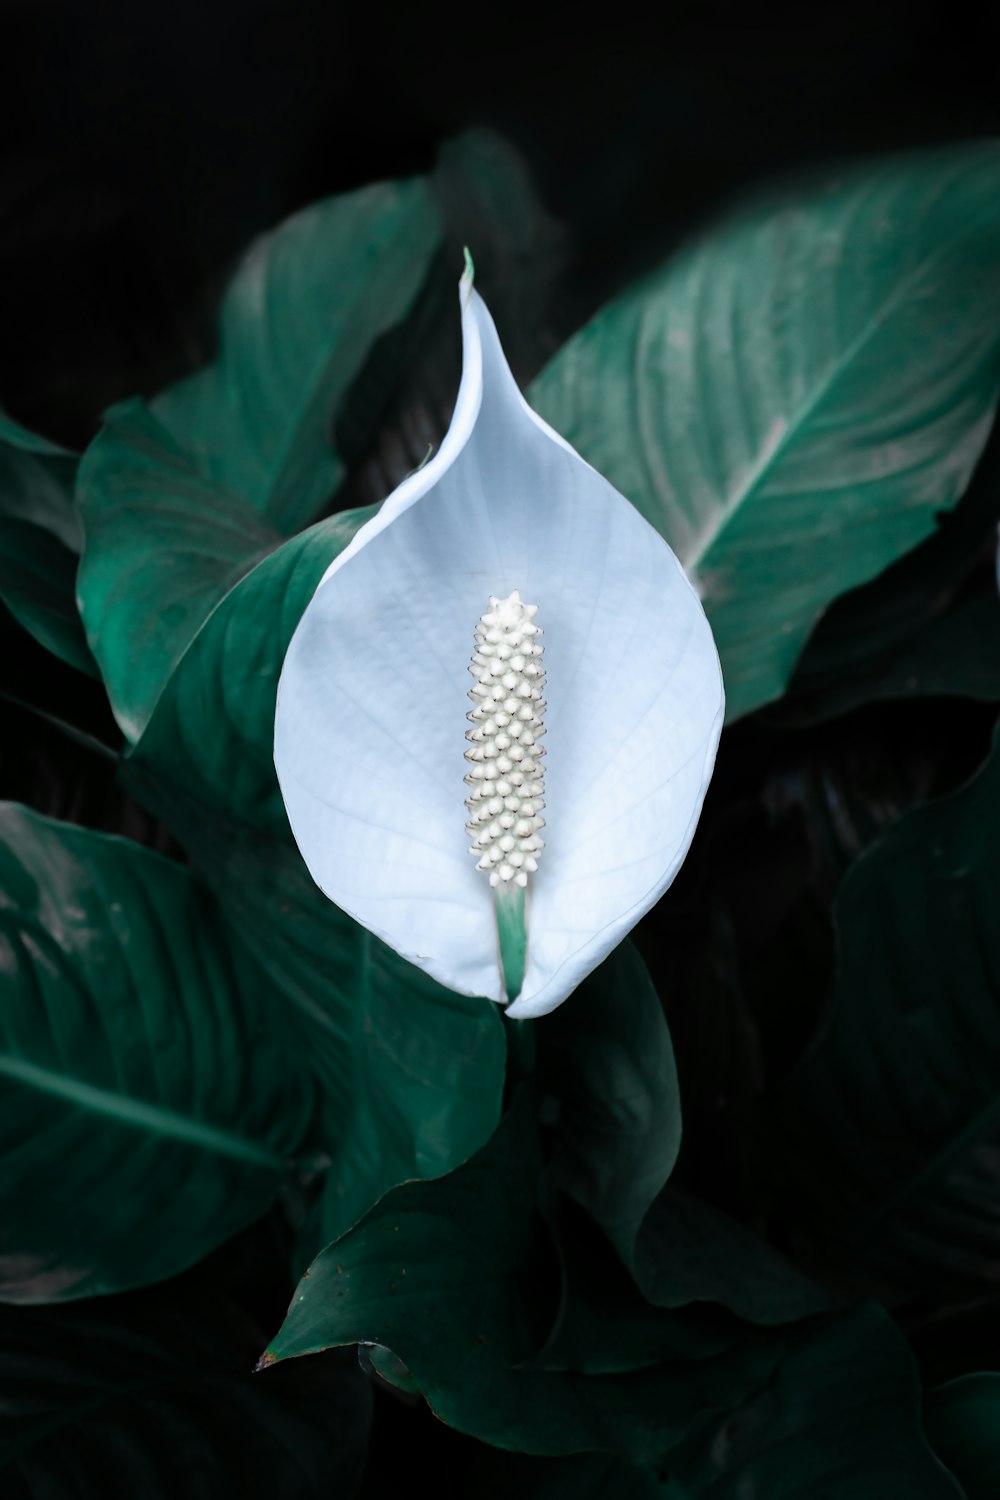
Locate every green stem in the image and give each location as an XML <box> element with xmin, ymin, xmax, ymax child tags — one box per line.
<box><xmin>494</xmin><ymin>881</ymin><xmax>528</xmax><ymax>1003</ymax></box>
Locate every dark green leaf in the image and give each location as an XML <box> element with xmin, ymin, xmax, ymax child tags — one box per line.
<box><xmin>151</xmin><ymin>177</ymin><xmax>442</xmax><ymax>535</ymax></box>
<box><xmin>924</xmin><ymin>1374</ymin><xmax>1000</xmax><ymax>1500</ymax></box>
<box><xmin>536</xmin><ymin>1194</ymin><xmax>750</xmax><ymax>1375</ymax></box>
<box><xmin>663</xmin><ymin>1306</ymin><xmax>962</xmax><ymax>1498</ymax></box>
<box><xmin>117</xmin><ymin>510</ymin><xmax>504</xmax><ymax>1242</ymax></box>
<box><xmin>77</xmin><ymin>400</ymin><xmax>278</xmax><ymax>741</ymax></box>
<box><xmin>0</xmin><ymin>804</ymin><xmax>311</xmax><ymax>1301</ymax></box>
<box><xmin>0</xmin><ymin>1295</ymin><xmax>370</xmax><ymax>1497</ymax></box>
<box><xmin>530</xmin><ymin>144</ymin><xmax>1000</xmax><ymax>720</ymax></box>
<box><xmin>335</xmin><ymin>128</ymin><xmax>569</xmax><ymax>513</ymax></box>
<box><xmin>781</xmin><ymin>587</ymin><xmax>1000</xmax><ymax>724</ymax></box>
<box><xmin>267</xmin><ymin>1099</ymin><xmax>782</xmax><ymax>1462</ymax></box>
<box><xmin>772</xmin><ymin>727</ymin><xmax>1000</xmax><ymax>1294</ymax></box>
<box><xmin>0</xmin><ymin>411</ymin><xmax>94</xmax><ymax>676</ymax></box>
<box><xmin>787</xmin><ymin>409</ymin><xmax>1000</xmax><ymax>712</ymax></box>
<box><xmin>634</xmin><ymin>1189</ymin><xmax>837</xmax><ymax>1325</ymax></box>
<box><xmin>540</xmin><ymin>937</ymin><xmax>681</xmax><ymax>1265</ymax></box>
<box><xmin>540</xmin><ymin>937</ymin><xmax>832</xmax><ymax>1325</ymax></box>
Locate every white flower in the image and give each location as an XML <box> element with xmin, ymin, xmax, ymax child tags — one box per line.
<box><xmin>274</xmin><ymin>264</ymin><xmax>723</xmax><ymax>1020</ymax></box>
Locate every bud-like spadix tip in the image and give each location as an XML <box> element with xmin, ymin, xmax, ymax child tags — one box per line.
<box><xmin>464</xmin><ymin>590</ymin><xmax>546</xmax><ymax>889</ymax></box>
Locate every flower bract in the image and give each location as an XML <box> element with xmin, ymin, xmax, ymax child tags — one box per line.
<box><xmin>274</xmin><ymin>267</ymin><xmax>724</xmax><ymax>1019</ymax></box>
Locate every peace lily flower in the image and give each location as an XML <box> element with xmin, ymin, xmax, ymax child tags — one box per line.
<box><xmin>274</xmin><ymin>261</ymin><xmax>723</xmax><ymax>1020</ymax></box>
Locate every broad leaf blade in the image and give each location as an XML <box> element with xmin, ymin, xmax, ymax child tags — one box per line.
<box><xmin>0</xmin><ymin>1296</ymin><xmax>370</xmax><ymax>1496</ymax></box>
<box><xmin>540</xmin><ymin>938</ymin><xmax>832</xmax><ymax>1325</ymax></box>
<box><xmin>541</xmin><ymin>937</ymin><xmax>682</xmax><ymax>1267</ymax></box>
<box><xmin>772</xmin><ymin>726</ymin><xmax>1000</xmax><ymax>1293</ymax></box>
<box><xmin>152</xmin><ymin>177</ymin><xmax>443</xmax><ymax>534</ymax></box>
<box><xmin>0</xmin><ymin>804</ymin><xmax>311</xmax><ymax>1301</ymax></box>
<box><xmin>0</xmin><ymin>412</ymin><xmax>94</xmax><ymax>676</ymax></box>
<box><xmin>663</xmin><ymin>1306</ymin><xmax>962</xmax><ymax>1498</ymax></box>
<box><xmin>530</xmin><ymin>143</ymin><xmax>1000</xmax><ymax>719</ymax></box>
<box><xmin>77</xmin><ymin>400</ymin><xmax>279</xmax><ymax>742</ymax></box>
<box><xmin>119</xmin><ymin>512</ymin><xmax>505</xmax><ymax>1241</ymax></box>
<box><xmin>267</xmin><ymin>1099</ymin><xmax>781</xmax><ymax>1463</ymax></box>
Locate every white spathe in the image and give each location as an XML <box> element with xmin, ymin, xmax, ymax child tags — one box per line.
<box><xmin>274</xmin><ymin>272</ymin><xmax>724</xmax><ymax>1020</ymax></box>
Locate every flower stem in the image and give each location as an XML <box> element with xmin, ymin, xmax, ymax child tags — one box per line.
<box><xmin>494</xmin><ymin>881</ymin><xmax>528</xmax><ymax>1003</ymax></box>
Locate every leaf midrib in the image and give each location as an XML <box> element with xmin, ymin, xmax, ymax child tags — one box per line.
<box><xmin>684</xmin><ymin>168</ymin><xmax>999</xmax><ymax>579</ymax></box>
<box><xmin>0</xmin><ymin>1053</ymin><xmax>284</xmax><ymax>1170</ymax></box>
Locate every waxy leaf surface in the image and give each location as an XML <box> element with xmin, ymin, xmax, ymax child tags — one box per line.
<box><xmin>530</xmin><ymin>144</ymin><xmax>1000</xmax><ymax>719</ymax></box>
<box><xmin>772</xmin><ymin>727</ymin><xmax>1000</xmax><ymax>1293</ymax></box>
<box><xmin>0</xmin><ymin>805</ymin><xmax>311</xmax><ymax>1302</ymax></box>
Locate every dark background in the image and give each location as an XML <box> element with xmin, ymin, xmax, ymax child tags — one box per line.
<box><xmin>2</xmin><ymin>2</ymin><xmax>998</xmax><ymax>1489</ymax></box>
<box><xmin>2</xmin><ymin>2</ymin><xmax>998</xmax><ymax>446</ymax></box>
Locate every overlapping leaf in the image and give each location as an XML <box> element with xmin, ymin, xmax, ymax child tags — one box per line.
<box><xmin>118</xmin><ymin>510</ymin><xmax>505</xmax><ymax>1241</ymax></box>
<box><xmin>530</xmin><ymin>143</ymin><xmax>1000</xmax><ymax>720</ymax></box>
<box><xmin>0</xmin><ymin>1296</ymin><xmax>370</xmax><ymax>1497</ymax></box>
<box><xmin>0</xmin><ymin>804</ymin><xmax>310</xmax><ymax>1302</ymax></box>
<box><xmin>662</xmin><ymin>1307</ymin><xmax>961</xmax><ymax>1497</ymax></box>
<box><xmin>267</xmin><ymin>1097</ymin><xmax>782</xmax><ymax>1462</ymax></box>
<box><xmin>75</xmin><ymin>172</ymin><xmax>506</xmax><ymax>1236</ymax></box>
<box><xmin>0</xmin><ymin>411</ymin><xmax>94</xmax><ymax>675</ymax></box>
<box><xmin>772</xmin><ymin>726</ymin><xmax>1000</xmax><ymax>1293</ymax></box>
<box><xmin>540</xmin><ymin>940</ymin><xmax>832</xmax><ymax>1325</ymax></box>
<box><xmin>151</xmin><ymin>177</ymin><xmax>442</xmax><ymax>535</ymax></box>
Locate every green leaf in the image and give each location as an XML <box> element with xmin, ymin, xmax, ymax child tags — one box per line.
<box><xmin>0</xmin><ymin>412</ymin><xmax>95</xmax><ymax>676</ymax></box>
<box><xmin>151</xmin><ymin>177</ymin><xmax>442</xmax><ymax>535</ymax></box>
<box><xmin>77</xmin><ymin>401</ymin><xmax>279</xmax><ymax>742</ymax></box>
<box><xmin>535</xmin><ymin>1194</ymin><xmax>750</xmax><ymax>1376</ymax></box>
<box><xmin>781</xmin><ymin>587</ymin><xmax>1000</xmax><ymax>724</ymax></box>
<box><xmin>0</xmin><ymin>804</ymin><xmax>312</xmax><ymax>1302</ymax></box>
<box><xmin>663</xmin><ymin>1306</ymin><xmax>963</xmax><ymax>1498</ymax></box>
<box><xmin>540</xmin><ymin>937</ymin><xmax>681</xmax><ymax>1265</ymax></box>
<box><xmin>784</xmin><ymin>416</ymin><xmax>1000</xmax><ymax>717</ymax></box>
<box><xmin>529</xmin><ymin>143</ymin><xmax>1000</xmax><ymax>720</ymax></box>
<box><xmin>0</xmin><ymin>1296</ymin><xmax>371</xmax><ymax>1496</ymax></box>
<box><xmin>540</xmin><ymin>938</ymin><xmax>832</xmax><ymax>1326</ymax></box>
<box><xmin>771</xmin><ymin>727</ymin><xmax>1000</xmax><ymax>1294</ymax></box>
<box><xmin>116</xmin><ymin>510</ymin><xmax>504</xmax><ymax>1241</ymax></box>
<box><xmin>925</xmin><ymin>1374</ymin><xmax>1000</xmax><ymax>1500</ymax></box>
<box><xmin>633</xmin><ymin>1189</ymin><xmax>838</xmax><ymax>1325</ymax></box>
<box><xmin>267</xmin><ymin>1098</ymin><xmax>782</xmax><ymax>1463</ymax></box>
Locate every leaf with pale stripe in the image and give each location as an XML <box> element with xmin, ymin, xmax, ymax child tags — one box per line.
<box><xmin>530</xmin><ymin>144</ymin><xmax>1000</xmax><ymax>719</ymax></box>
<box><xmin>0</xmin><ymin>804</ymin><xmax>311</xmax><ymax>1302</ymax></box>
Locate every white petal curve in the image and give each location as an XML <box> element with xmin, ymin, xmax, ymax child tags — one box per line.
<box><xmin>275</xmin><ymin>276</ymin><xmax>723</xmax><ymax>1014</ymax></box>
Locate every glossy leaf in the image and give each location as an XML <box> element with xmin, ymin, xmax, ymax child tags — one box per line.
<box><xmin>535</xmin><ymin>1194</ymin><xmax>749</xmax><ymax>1376</ymax></box>
<box><xmin>663</xmin><ymin>1306</ymin><xmax>962</xmax><ymax>1498</ymax></box>
<box><xmin>267</xmin><ymin>1098</ymin><xmax>782</xmax><ymax>1462</ymax></box>
<box><xmin>540</xmin><ymin>937</ymin><xmax>681</xmax><ymax>1262</ymax></box>
<box><xmin>77</xmin><ymin>400</ymin><xmax>279</xmax><ymax>742</ymax></box>
<box><xmin>633</xmin><ymin>1188</ymin><xmax>837</xmax><ymax>1325</ymax></box>
<box><xmin>0</xmin><ymin>412</ymin><xmax>94</xmax><ymax>676</ymax></box>
<box><xmin>924</xmin><ymin>1374</ymin><xmax>1000</xmax><ymax>1500</ymax></box>
<box><xmin>781</xmin><ymin>587</ymin><xmax>1000</xmax><ymax>724</ymax></box>
<box><xmin>334</xmin><ymin>128</ymin><xmax>569</xmax><ymax>513</ymax></box>
<box><xmin>530</xmin><ymin>143</ymin><xmax>1000</xmax><ymax>720</ymax></box>
<box><xmin>151</xmin><ymin>177</ymin><xmax>442</xmax><ymax>535</ymax></box>
<box><xmin>0</xmin><ymin>1296</ymin><xmax>371</xmax><ymax>1497</ymax></box>
<box><xmin>116</xmin><ymin>509</ymin><xmax>504</xmax><ymax>1242</ymax></box>
<box><xmin>540</xmin><ymin>937</ymin><xmax>832</xmax><ymax>1324</ymax></box>
<box><xmin>0</xmin><ymin>804</ymin><xmax>311</xmax><ymax>1301</ymax></box>
<box><xmin>772</xmin><ymin>727</ymin><xmax>1000</xmax><ymax>1293</ymax></box>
